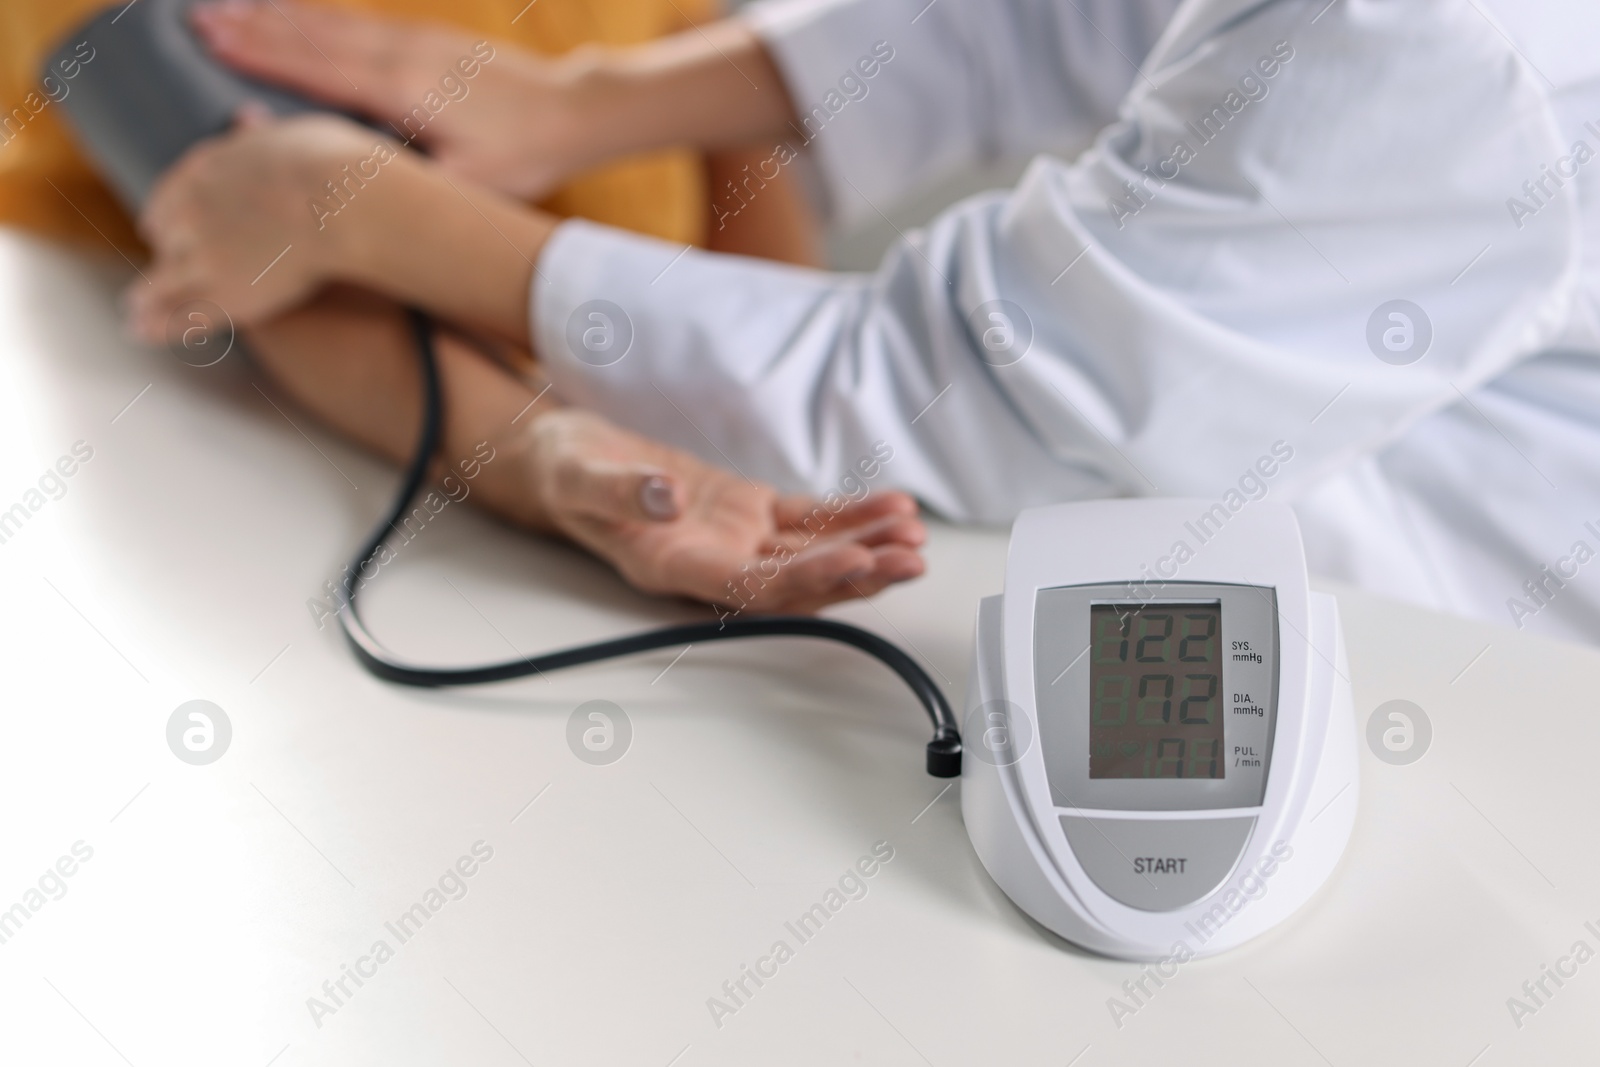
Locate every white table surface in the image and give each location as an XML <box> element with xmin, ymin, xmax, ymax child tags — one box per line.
<box><xmin>3</xmin><ymin>228</ymin><xmax>1598</xmax><ymax>1066</ymax></box>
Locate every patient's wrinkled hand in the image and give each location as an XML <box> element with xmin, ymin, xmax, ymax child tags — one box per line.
<box><xmin>127</xmin><ymin>111</ymin><xmax>393</xmax><ymax>340</ymax></box>
<box><xmin>522</xmin><ymin>410</ymin><xmax>926</xmax><ymax>614</ymax></box>
<box><xmin>191</xmin><ymin>0</ymin><xmax>595</xmax><ymax>199</ymax></box>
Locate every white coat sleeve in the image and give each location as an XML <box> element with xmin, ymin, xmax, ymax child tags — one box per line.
<box><xmin>739</xmin><ymin>0</ymin><xmax>1184</xmax><ymax>223</ymax></box>
<box><xmin>533</xmin><ymin>0</ymin><xmax>1580</xmax><ymax>524</ymax></box>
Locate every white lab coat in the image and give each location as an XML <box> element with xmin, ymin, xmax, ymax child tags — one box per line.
<box><xmin>533</xmin><ymin>0</ymin><xmax>1600</xmax><ymax>644</ymax></box>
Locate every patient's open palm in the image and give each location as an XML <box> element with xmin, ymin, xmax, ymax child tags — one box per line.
<box><xmin>525</xmin><ymin>411</ymin><xmax>926</xmax><ymax>614</ymax></box>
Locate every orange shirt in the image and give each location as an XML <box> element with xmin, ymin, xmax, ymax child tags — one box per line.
<box><xmin>0</xmin><ymin>0</ymin><xmax>714</xmax><ymax>258</ymax></box>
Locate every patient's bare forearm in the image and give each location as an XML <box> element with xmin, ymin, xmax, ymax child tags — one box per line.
<box><xmin>238</xmin><ymin>293</ymin><xmax>930</xmax><ymax>616</ymax></box>
<box><xmin>243</xmin><ymin>287</ymin><xmax>555</xmax><ymax>532</ymax></box>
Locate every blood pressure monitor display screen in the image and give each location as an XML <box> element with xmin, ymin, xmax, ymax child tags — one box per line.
<box><xmin>1088</xmin><ymin>603</ymin><xmax>1223</xmax><ymax>779</ymax></box>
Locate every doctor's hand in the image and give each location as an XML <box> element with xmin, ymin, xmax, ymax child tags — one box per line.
<box><xmin>130</xmin><ymin>106</ymin><xmax>554</xmax><ymax>349</ymax></box>
<box><xmin>523</xmin><ymin>410</ymin><xmax>927</xmax><ymax>614</ymax></box>
<box><xmin>127</xmin><ymin>110</ymin><xmax>393</xmax><ymax>340</ymax></box>
<box><xmin>190</xmin><ymin>0</ymin><xmax>598</xmax><ymax>200</ymax></box>
<box><xmin>188</xmin><ymin>1</ymin><xmax>800</xmax><ymax>201</ymax></box>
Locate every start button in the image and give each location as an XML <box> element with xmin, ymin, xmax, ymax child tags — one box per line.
<box><xmin>1059</xmin><ymin>816</ymin><xmax>1256</xmax><ymax>912</ymax></box>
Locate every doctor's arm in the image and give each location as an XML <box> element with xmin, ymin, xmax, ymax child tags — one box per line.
<box><xmin>187</xmin><ymin>0</ymin><xmax>801</xmax><ymax>202</ymax></box>
<box><xmin>187</xmin><ymin>0</ymin><xmax>1179</xmax><ymax>216</ymax></box>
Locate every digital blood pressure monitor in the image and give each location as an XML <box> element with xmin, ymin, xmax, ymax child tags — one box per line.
<box><xmin>962</xmin><ymin>500</ymin><xmax>1357</xmax><ymax>959</ymax></box>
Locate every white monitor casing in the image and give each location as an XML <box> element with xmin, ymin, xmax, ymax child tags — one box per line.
<box><xmin>961</xmin><ymin>499</ymin><xmax>1358</xmax><ymax>960</ymax></box>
